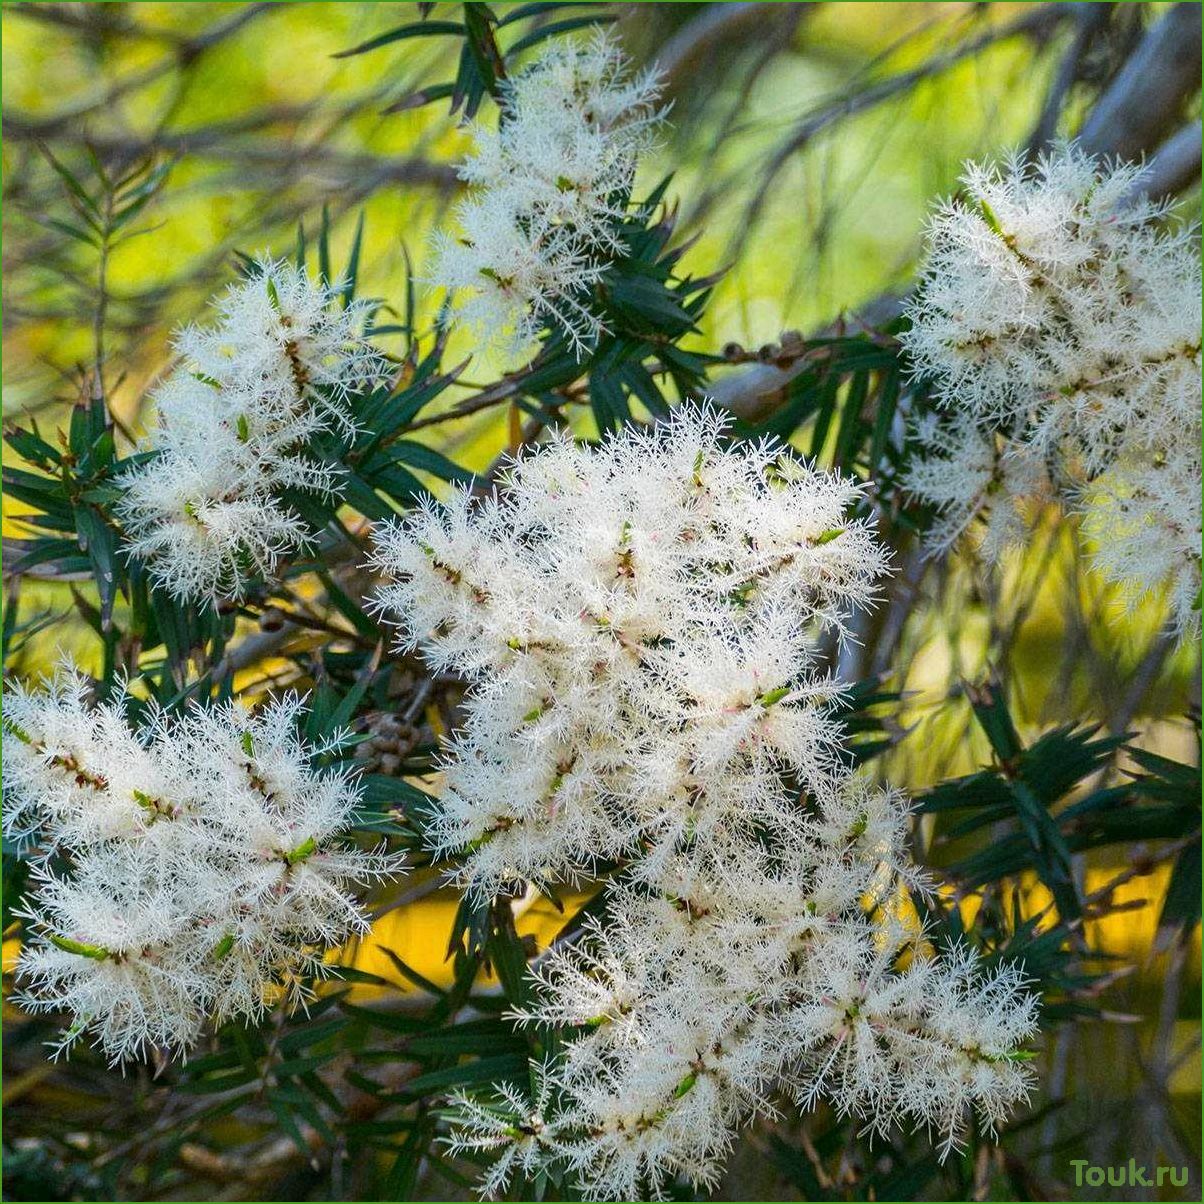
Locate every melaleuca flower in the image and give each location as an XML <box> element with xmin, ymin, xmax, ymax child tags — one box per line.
<box><xmin>901</xmin><ymin>144</ymin><xmax>1201</xmax><ymax>634</ymax></box>
<box><xmin>440</xmin><ymin>871</ymin><xmax>1036</xmax><ymax>1199</ymax></box>
<box><xmin>371</xmin><ymin>404</ymin><xmax>887</xmax><ymax>896</ymax></box>
<box><xmin>373</xmin><ymin>404</ymin><xmax>1040</xmax><ymax>1198</ymax></box>
<box><xmin>2</xmin><ymin>660</ymin><xmax>404</xmax><ymax>1064</ymax></box>
<box><xmin>1080</xmin><ymin>441</ymin><xmax>1203</xmax><ymax>627</ymax></box>
<box><xmin>0</xmin><ymin>661</ymin><xmax>165</xmax><ymax>847</ymax></box>
<box><xmin>431</xmin><ymin>191</ymin><xmax>611</xmax><ymax>359</ymax></box>
<box><xmin>428</xmin><ymin>33</ymin><xmax>665</xmax><ymax>358</ymax></box>
<box><xmin>442</xmin><ymin>1061</ymin><xmax>576</xmax><ymax>1199</ymax></box>
<box><xmin>783</xmin><ymin>927</ymin><xmax>1039</xmax><ymax>1157</ymax></box>
<box><xmin>117</xmin><ymin>258</ymin><xmax>386</xmax><ymax>606</ymax></box>
<box><xmin>903</xmin><ymin>420</ymin><xmax>1056</xmax><ymax>563</ymax></box>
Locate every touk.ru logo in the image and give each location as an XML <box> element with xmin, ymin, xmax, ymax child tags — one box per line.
<box><xmin>1070</xmin><ymin>1159</ymin><xmax>1190</xmax><ymax>1191</ymax></box>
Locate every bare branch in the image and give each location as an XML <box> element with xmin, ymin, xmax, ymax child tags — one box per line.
<box><xmin>1</xmin><ymin>112</ymin><xmax>459</xmax><ymax>192</ymax></box>
<box><xmin>727</xmin><ymin>4</ymin><xmax>1071</xmax><ymax>262</ymax></box>
<box><xmin>0</xmin><ymin>3</ymin><xmax>281</xmax><ymax>136</ymax></box>
<box><xmin>1078</xmin><ymin>2</ymin><xmax>1202</xmax><ymax>160</ymax></box>
<box><xmin>652</xmin><ymin>3</ymin><xmax>807</xmax><ymax>94</ymax></box>
<box><xmin>1129</xmin><ymin>120</ymin><xmax>1203</xmax><ymax>202</ymax></box>
<box><xmin>708</xmin><ymin>293</ymin><xmax>905</xmax><ymax>421</ymax></box>
<box><xmin>1027</xmin><ymin>3</ymin><xmax>1112</xmax><ymax>152</ymax></box>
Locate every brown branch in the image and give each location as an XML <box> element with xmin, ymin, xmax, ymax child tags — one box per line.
<box><xmin>1108</xmin><ymin>624</ymin><xmax>1181</xmax><ymax>737</ymax></box>
<box><xmin>406</xmin><ymin>365</ymin><xmax>579</xmax><ymax>433</ymax></box>
<box><xmin>707</xmin><ymin>292</ymin><xmax>906</xmax><ymax>422</ymax></box>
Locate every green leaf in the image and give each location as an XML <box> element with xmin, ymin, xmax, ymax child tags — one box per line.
<box><xmin>383</xmin><ymin>1114</ymin><xmax>437</xmax><ymax>1199</ymax></box>
<box><xmin>497</xmin><ymin>2</ymin><xmax>592</xmax><ymax>26</ymax></box>
<box><xmin>618</xmin><ymin>360</ymin><xmax>670</xmax><ymax>419</ymax></box>
<box><xmin>339</xmin><ymin>471</ymin><xmax>398</xmax><ymax>521</ymax></box>
<box><xmin>354</xmin><ymin>371</ymin><xmax>458</xmax><ymax>454</ymax></box>
<box><xmin>504</xmin><ymin>12</ymin><xmax>616</xmax><ymax>57</ymax></box>
<box><xmin>966</xmin><ymin>676</ymin><xmax>1023</xmax><ymax>762</ymax></box>
<box><xmin>334</xmin><ymin>19</ymin><xmax>466</xmax><ymax>58</ymax></box>
<box><xmin>377</xmin><ymin>947</ymin><xmax>448</xmax><ymax>998</ymax></box>
<box><xmin>403</xmin><ymin>1021</ymin><xmax>526</xmax><ymax>1057</ymax></box>
<box><xmin>384</xmin><ymin>440</ymin><xmax>474</xmax><ymax>483</ymax></box>
<box><xmin>832</xmin><ymin>369</ymin><xmax>868</xmax><ymax>471</ymax></box>
<box><xmin>3</xmin><ymin>537</ymin><xmax>82</xmax><ymax>577</ymax></box>
<box><xmin>340</xmin><ymin>1000</ymin><xmax>428</xmax><ymax>1036</ymax></box>
<box><xmin>34</xmin><ymin>215</ymin><xmax>100</xmax><ymax>247</ymax></box>
<box><xmin>462</xmin><ymin>3</ymin><xmax>505</xmax><ymax>103</ymax></box>
<box><xmin>402</xmin><ymin>1053</ymin><xmax>529</xmax><ymax>1096</ymax></box>
<box><xmin>341</xmin><ymin>210</ymin><xmax>366</xmax><ymax>307</ymax></box>
<box><xmin>604</xmin><ymin>272</ymin><xmax>694</xmax><ymax>333</ymax></box>
<box><xmin>381</xmin><ymin>82</ymin><xmax>457</xmax><ymax>115</ymax></box>
<box><xmin>868</xmin><ymin>364</ymin><xmax>900</xmax><ymax>469</ymax></box>
<box><xmin>5</xmin><ymin>424</ymin><xmax>62</xmax><ymax>469</ymax></box>
<box><xmin>72</xmin><ymin>505</ymin><xmax>119</xmax><ymax>630</ymax></box>
<box><xmin>316</xmin><ymin>567</ymin><xmax>382</xmax><ymax>641</ymax></box>
<box><xmin>326</xmin><ymin>646</ymin><xmax>383</xmax><ymax>734</ymax></box>
<box><xmin>1020</xmin><ymin>725</ymin><xmax>1127</xmax><ymax>806</ymax></box>
<box><xmin>38</xmin><ymin>144</ymin><xmax>103</xmax><ymax>223</ymax></box>
<box><xmin>588</xmin><ymin>366</ymin><xmax>630</xmax><ymax>433</ymax></box>
<box><xmin>112</xmin><ymin>160</ymin><xmax>172</xmax><ymax>215</ymax></box>
<box><xmin>485</xmin><ymin>902</ymin><xmax>534</xmax><ymax>1009</ymax></box>
<box><xmin>269</xmin><ymin>1097</ymin><xmax>312</xmax><ymax>1158</ymax></box>
<box><xmin>49</xmin><ymin>934</ymin><xmax>110</xmax><ymax>960</ymax></box>
<box><xmin>284</xmin><ymin>835</ymin><xmax>317</xmax><ymax>865</ymax></box>
<box><xmin>1157</xmin><ymin>842</ymin><xmax>1202</xmax><ymax>947</ymax></box>
<box><xmin>2</xmin><ymin>467</ymin><xmax>73</xmax><ymax>519</ymax></box>
<box><xmin>517</xmin><ymin>352</ymin><xmax>582</xmax><ymax>396</ymax></box>
<box><xmin>319</xmin><ymin>204</ymin><xmax>332</xmax><ymax>289</ymax></box>
<box><xmin>807</xmin><ymin>370</ymin><xmax>842</xmax><ymax>459</ymax></box>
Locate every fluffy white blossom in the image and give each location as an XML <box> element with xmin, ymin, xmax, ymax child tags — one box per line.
<box><xmin>2</xmin><ymin>661</ymin><xmax>404</xmax><ymax>1063</ymax></box>
<box><xmin>373</xmin><ymin>405</ymin><xmax>1040</xmax><ymax>1198</ymax></box>
<box><xmin>372</xmin><ymin>405</ymin><xmax>887</xmax><ymax>896</ymax></box>
<box><xmin>1080</xmin><ymin>441</ymin><xmax>1202</xmax><ymax>627</ymax></box>
<box><xmin>441</xmin><ymin>1060</ymin><xmax>574</xmax><ymax>1199</ymax></box>
<box><xmin>901</xmin><ymin>144</ymin><xmax>1201</xmax><ymax>634</ymax></box>
<box><xmin>117</xmin><ymin>258</ymin><xmax>386</xmax><ymax>606</ymax></box>
<box><xmin>429</xmin><ymin>33</ymin><xmax>664</xmax><ymax>358</ymax></box>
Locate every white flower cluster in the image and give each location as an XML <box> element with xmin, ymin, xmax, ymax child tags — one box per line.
<box><xmin>372</xmin><ymin>406</ymin><xmax>1039</xmax><ymax>1199</ymax></box>
<box><xmin>901</xmin><ymin>145</ymin><xmax>1202</xmax><ymax>632</ymax></box>
<box><xmin>2</xmin><ymin>662</ymin><xmax>403</xmax><ymax>1064</ymax></box>
<box><xmin>429</xmin><ymin>34</ymin><xmax>664</xmax><ymax>358</ymax></box>
<box><xmin>117</xmin><ymin>259</ymin><xmax>385</xmax><ymax>606</ymax></box>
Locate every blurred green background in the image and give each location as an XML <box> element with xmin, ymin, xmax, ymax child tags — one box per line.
<box><xmin>2</xmin><ymin>3</ymin><xmax>1200</xmax><ymax>1200</ymax></box>
<box><xmin>3</xmin><ymin>3</ymin><xmax>1114</xmax><ymax>453</ymax></box>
